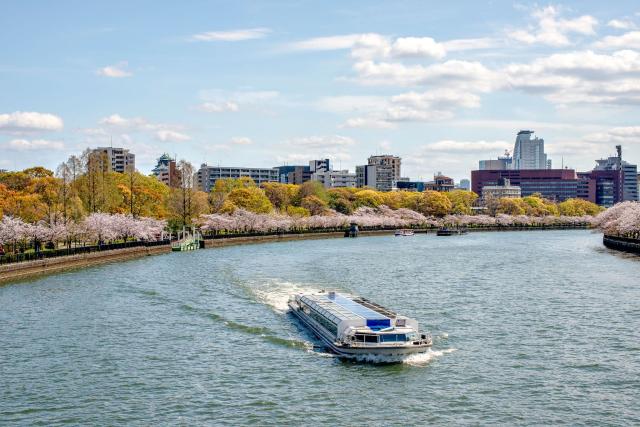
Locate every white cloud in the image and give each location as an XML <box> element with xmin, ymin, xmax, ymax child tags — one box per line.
<box><xmin>7</xmin><ymin>138</ymin><xmax>65</xmax><ymax>151</ymax></box>
<box><xmin>341</xmin><ymin>117</ymin><xmax>396</xmax><ymax>129</ymax></box>
<box><xmin>326</xmin><ymin>90</ymin><xmax>483</xmax><ymax>129</ymax></box>
<box><xmin>583</xmin><ymin>126</ymin><xmax>640</xmax><ymax>143</ymax></box>
<box><xmin>155</xmin><ymin>130</ymin><xmax>191</xmax><ymax>142</ymax></box>
<box><xmin>230</xmin><ymin>136</ymin><xmax>252</xmax><ymax>145</ymax></box>
<box><xmin>593</xmin><ymin>31</ymin><xmax>640</xmax><ymax>49</ymax></box>
<box><xmin>191</xmin><ymin>28</ymin><xmax>271</xmax><ymax>42</ymax></box>
<box><xmin>505</xmin><ymin>49</ymin><xmax>640</xmax><ymax>104</ymax></box>
<box><xmin>509</xmin><ymin>6</ymin><xmax>597</xmax><ymax>47</ymax></box>
<box><xmin>390</xmin><ymin>37</ymin><xmax>446</xmax><ymax>59</ymax></box>
<box><xmin>0</xmin><ymin>111</ymin><xmax>64</xmax><ymax>132</ymax></box>
<box><xmin>289</xmin><ymin>33</ymin><xmax>449</xmax><ymax>60</ymax></box>
<box><xmin>96</xmin><ymin>61</ymin><xmax>132</xmax><ymax>78</ymax></box>
<box><xmin>607</xmin><ymin>19</ymin><xmax>636</xmax><ymax>30</ymax></box>
<box><xmin>99</xmin><ymin>114</ymin><xmax>150</xmax><ymax>131</ymax></box>
<box><xmin>288</xmin><ymin>34</ymin><xmax>378</xmax><ymax>51</ymax></box>
<box><xmin>198</xmin><ymin>101</ymin><xmax>240</xmax><ymax>113</ymax></box>
<box><xmin>353</xmin><ymin>59</ymin><xmax>501</xmax><ymax>91</ymax></box>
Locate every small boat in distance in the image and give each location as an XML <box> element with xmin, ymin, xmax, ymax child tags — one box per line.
<box><xmin>288</xmin><ymin>291</ymin><xmax>432</xmax><ymax>358</ymax></box>
<box><xmin>394</xmin><ymin>229</ymin><xmax>415</xmax><ymax>236</ymax></box>
<box><xmin>436</xmin><ymin>226</ymin><xmax>468</xmax><ymax>236</ymax></box>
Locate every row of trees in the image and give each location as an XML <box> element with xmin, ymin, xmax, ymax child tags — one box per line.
<box><xmin>593</xmin><ymin>201</ymin><xmax>640</xmax><ymax>238</ymax></box>
<box><xmin>1</xmin><ymin>164</ymin><xmax>603</xmax><ymax>231</ymax></box>
<box><xmin>198</xmin><ymin>206</ymin><xmax>594</xmax><ymax>235</ymax></box>
<box><xmin>0</xmin><ymin>156</ymin><xmax>208</xmax><ymax>228</ymax></box>
<box><xmin>0</xmin><ymin>213</ymin><xmax>166</xmax><ymax>254</ymax></box>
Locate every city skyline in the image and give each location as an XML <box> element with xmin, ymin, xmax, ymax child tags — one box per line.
<box><xmin>2</xmin><ymin>1</ymin><xmax>640</xmax><ymax>181</ymax></box>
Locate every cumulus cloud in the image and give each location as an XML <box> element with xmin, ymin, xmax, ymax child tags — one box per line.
<box><xmin>191</xmin><ymin>28</ymin><xmax>271</xmax><ymax>41</ymax></box>
<box><xmin>289</xmin><ymin>33</ymin><xmax>447</xmax><ymax>60</ymax></box>
<box><xmin>0</xmin><ymin>111</ymin><xmax>64</xmax><ymax>132</ymax></box>
<box><xmin>96</xmin><ymin>61</ymin><xmax>132</xmax><ymax>78</ymax></box>
<box><xmin>593</xmin><ymin>31</ymin><xmax>640</xmax><ymax>49</ymax></box>
<box><xmin>230</xmin><ymin>136</ymin><xmax>252</xmax><ymax>145</ymax></box>
<box><xmin>390</xmin><ymin>37</ymin><xmax>446</xmax><ymax>59</ymax></box>
<box><xmin>606</xmin><ymin>19</ymin><xmax>636</xmax><ymax>30</ymax></box>
<box><xmin>155</xmin><ymin>130</ymin><xmax>191</xmax><ymax>142</ymax></box>
<box><xmin>509</xmin><ymin>6</ymin><xmax>597</xmax><ymax>47</ymax></box>
<box><xmin>353</xmin><ymin>59</ymin><xmax>501</xmax><ymax>91</ymax></box>
<box><xmin>7</xmin><ymin>138</ymin><xmax>65</xmax><ymax>151</ymax></box>
<box><xmin>505</xmin><ymin>49</ymin><xmax>640</xmax><ymax>104</ymax></box>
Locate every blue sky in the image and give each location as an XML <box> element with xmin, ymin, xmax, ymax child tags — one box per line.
<box><xmin>2</xmin><ymin>0</ymin><xmax>640</xmax><ymax>181</ymax></box>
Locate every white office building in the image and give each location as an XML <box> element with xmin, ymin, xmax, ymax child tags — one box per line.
<box><xmin>196</xmin><ymin>164</ymin><xmax>279</xmax><ymax>192</ymax></box>
<box><xmin>513</xmin><ymin>130</ymin><xmax>551</xmax><ymax>170</ymax></box>
<box><xmin>312</xmin><ymin>169</ymin><xmax>357</xmax><ymax>188</ymax></box>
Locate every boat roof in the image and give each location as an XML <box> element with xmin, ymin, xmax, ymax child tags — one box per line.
<box><xmin>299</xmin><ymin>292</ymin><xmax>392</xmax><ymax>329</ymax></box>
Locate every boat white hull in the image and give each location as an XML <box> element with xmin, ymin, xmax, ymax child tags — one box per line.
<box><xmin>289</xmin><ymin>302</ymin><xmax>431</xmax><ymax>358</ymax></box>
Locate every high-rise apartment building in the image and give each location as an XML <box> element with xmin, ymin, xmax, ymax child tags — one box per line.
<box><xmin>367</xmin><ymin>155</ymin><xmax>401</xmax><ymax>180</ymax></box>
<box><xmin>512</xmin><ymin>130</ymin><xmax>551</xmax><ymax>169</ymax></box>
<box><xmin>92</xmin><ymin>147</ymin><xmax>135</xmax><ymax>173</ymax></box>
<box><xmin>357</xmin><ymin>155</ymin><xmax>401</xmax><ymax>191</ymax></box>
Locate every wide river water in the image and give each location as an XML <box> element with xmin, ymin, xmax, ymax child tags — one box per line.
<box><xmin>1</xmin><ymin>230</ymin><xmax>639</xmax><ymax>425</ymax></box>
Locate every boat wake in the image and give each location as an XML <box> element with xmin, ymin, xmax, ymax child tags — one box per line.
<box><xmin>252</xmin><ymin>280</ymin><xmax>330</xmax><ymax>313</ymax></box>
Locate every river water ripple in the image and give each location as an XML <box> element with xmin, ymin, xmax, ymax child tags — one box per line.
<box><xmin>1</xmin><ymin>230</ymin><xmax>639</xmax><ymax>425</ymax></box>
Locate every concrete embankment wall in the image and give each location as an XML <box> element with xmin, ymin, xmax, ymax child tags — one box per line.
<box><xmin>0</xmin><ymin>245</ymin><xmax>171</xmax><ymax>284</ymax></box>
<box><xmin>603</xmin><ymin>235</ymin><xmax>640</xmax><ymax>254</ymax></box>
<box><xmin>203</xmin><ymin>229</ymin><xmax>394</xmax><ymax>248</ymax></box>
<box><xmin>1</xmin><ymin>225</ymin><xmax>591</xmax><ymax>285</ymax></box>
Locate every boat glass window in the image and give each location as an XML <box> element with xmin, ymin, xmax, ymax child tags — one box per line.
<box><xmin>364</xmin><ymin>335</ymin><xmax>378</xmax><ymax>343</ymax></box>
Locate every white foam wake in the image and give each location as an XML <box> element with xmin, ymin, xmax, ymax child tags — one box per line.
<box><xmin>252</xmin><ymin>280</ymin><xmax>325</xmax><ymax>313</ymax></box>
<box><xmin>402</xmin><ymin>348</ymin><xmax>456</xmax><ymax>366</ymax></box>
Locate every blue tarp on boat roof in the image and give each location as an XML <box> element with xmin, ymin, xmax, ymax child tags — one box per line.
<box><xmin>327</xmin><ymin>293</ymin><xmax>391</xmax><ymax>329</ymax></box>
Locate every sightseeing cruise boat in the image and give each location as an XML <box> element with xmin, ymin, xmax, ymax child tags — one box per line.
<box><xmin>394</xmin><ymin>229</ymin><xmax>415</xmax><ymax>236</ymax></box>
<box><xmin>288</xmin><ymin>291</ymin><xmax>432</xmax><ymax>358</ymax></box>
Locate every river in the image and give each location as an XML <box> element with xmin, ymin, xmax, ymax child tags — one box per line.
<box><xmin>1</xmin><ymin>230</ymin><xmax>639</xmax><ymax>425</ymax></box>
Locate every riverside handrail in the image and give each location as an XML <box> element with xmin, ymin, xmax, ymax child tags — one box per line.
<box><xmin>0</xmin><ymin>239</ymin><xmax>171</xmax><ymax>265</ymax></box>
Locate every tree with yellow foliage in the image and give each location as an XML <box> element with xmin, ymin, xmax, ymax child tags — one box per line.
<box><xmin>414</xmin><ymin>190</ymin><xmax>452</xmax><ymax>217</ymax></box>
